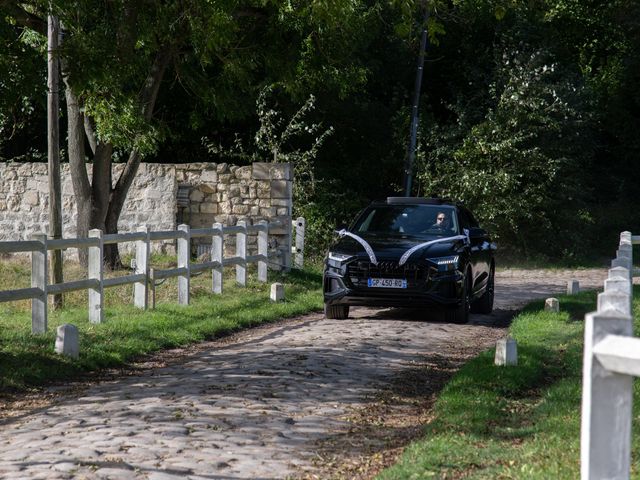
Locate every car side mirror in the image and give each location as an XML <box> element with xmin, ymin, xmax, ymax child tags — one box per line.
<box><xmin>468</xmin><ymin>227</ymin><xmax>487</xmax><ymax>239</ymax></box>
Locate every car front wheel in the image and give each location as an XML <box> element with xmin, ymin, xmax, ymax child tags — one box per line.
<box><xmin>445</xmin><ymin>271</ymin><xmax>471</xmax><ymax>324</ymax></box>
<box><xmin>471</xmin><ymin>266</ymin><xmax>494</xmax><ymax>314</ymax></box>
<box><xmin>325</xmin><ymin>304</ymin><xmax>349</xmax><ymax>320</ymax></box>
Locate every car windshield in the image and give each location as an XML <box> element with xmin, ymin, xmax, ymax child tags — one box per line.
<box><xmin>353</xmin><ymin>205</ymin><xmax>459</xmax><ymax>237</ymax></box>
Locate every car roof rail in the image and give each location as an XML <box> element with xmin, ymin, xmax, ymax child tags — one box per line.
<box><xmin>385</xmin><ymin>197</ymin><xmax>451</xmax><ymax>205</ymax></box>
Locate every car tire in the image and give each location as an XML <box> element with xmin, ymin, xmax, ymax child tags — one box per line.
<box><xmin>445</xmin><ymin>270</ymin><xmax>471</xmax><ymax>324</ymax></box>
<box><xmin>325</xmin><ymin>304</ymin><xmax>349</xmax><ymax>320</ymax></box>
<box><xmin>471</xmin><ymin>266</ymin><xmax>494</xmax><ymax>314</ymax></box>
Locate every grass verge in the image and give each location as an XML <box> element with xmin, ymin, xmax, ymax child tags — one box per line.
<box><xmin>377</xmin><ymin>286</ymin><xmax>640</xmax><ymax>479</ymax></box>
<box><xmin>0</xmin><ymin>258</ymin><xmax>323</xmax><ymax>393</ymax></box>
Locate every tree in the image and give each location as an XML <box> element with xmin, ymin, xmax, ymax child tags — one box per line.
<box><xmin>1</xmin><ymin>0</ymin><xmax>383</xmax><ymax>267</ymax></box>
<box><xmin>408</xmin><ymin>0</ymin><xmax>640</xmax><ymax>258</ymax></box>
<box><xmin>205</xmin><ymin>86</ymin><xmax>334</xmax><ymax>207</ymax></box>
<box><xmin>419</xmin><ymin>48</ymin><xmax>593</xmax><ymax>256</ymax></box>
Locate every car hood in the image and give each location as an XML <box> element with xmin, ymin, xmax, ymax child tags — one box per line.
<box><xmin>329</xmin><ymin>234</ymin><xmax>463</xmax><ymax>261</ymax></box>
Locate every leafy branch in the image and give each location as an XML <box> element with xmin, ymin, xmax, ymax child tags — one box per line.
<box><xmin>204</xmin><ymin>86</ymin><xmax>334</xmax><ymax>205</ymax></box>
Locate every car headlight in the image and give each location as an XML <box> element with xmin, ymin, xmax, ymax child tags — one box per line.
<box><xmin>430</xmin><ymin>255</ymin><xmax>459</xmax><ymax>271</ymax></box>
<box><xmin>327</xmin><ymin>252</ymin><xmax>354</xmax><ymax>268</ymax></box>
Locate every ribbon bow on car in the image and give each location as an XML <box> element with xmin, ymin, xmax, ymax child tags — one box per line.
<box><xmin>398</xmin><ymin>229</ymin><xmax>470</xmax><ymax>266</ymax></box>
<box><xmin>336</xmin><ymin>229</ymin><xmax>378</xmax><ymax>265</ymax></box>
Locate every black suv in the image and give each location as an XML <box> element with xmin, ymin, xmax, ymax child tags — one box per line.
<box><xmin>323</xmin><ymin>197</ymin><xmax>496</xmax><ymax>323</ymax></box>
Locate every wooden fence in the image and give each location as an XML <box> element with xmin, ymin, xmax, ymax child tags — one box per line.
<box><xmin>581</xmin><ymin>231</ymin><xmax>640</xmax><ymax>479</ymax></box>
<box><xmin>0</xmin><ymin>218</ymin><xmax>306</xmax><ymax>334</ymax></box>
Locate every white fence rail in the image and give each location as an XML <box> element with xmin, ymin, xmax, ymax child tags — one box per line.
<box><xmin>0</xmin><ymin>218</ymin><xmax>305</xmax><ymax>334</ymax></box>
<box><xmin>581</xmin><ymin>231</ymin><xmax>640</xmax><ymax>479</ymax></box>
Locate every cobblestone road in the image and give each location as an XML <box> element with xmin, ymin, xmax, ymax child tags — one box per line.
<box><xmin>0</xmin><ymin>269</ymin><xmax>608</xmax><ymax>479</ymax></box>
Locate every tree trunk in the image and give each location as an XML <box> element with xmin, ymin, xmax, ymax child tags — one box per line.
<box><xmin>90</xmin><ymin>143</ymin><xmax>113</xmax><ymax>230</ymax></box>
<box><xmin>64</xmin><ymin>100</ymin><xmax>114</xmax><ymax>265</ymax></box>
<box><xmin>104</xmin><ymin>148</ymin><xmax>143</xmax><ymax>268</ymax></box>
<box><xmin>104</xmin><ymin>201</ymin><xmax>123</xmax><ymax>269</ymax></box>
<box><xmin>11</xmin><ymin>5</ymin><xmax>172</xmax><ymax>270</ymax></box>
<box><xmin>64</xmin><ymin>45</ymin><xmax>171</xmax><ymax>269</ymax></box>
<box><xmin>102</xmin><ymin>47</ymin><xmax>171</xmax><ymax>269</ymax></box>
<box><xmin>63</xmin><ymin>71</ymin><xmax>92</xmax><ymax>265</ymax></box>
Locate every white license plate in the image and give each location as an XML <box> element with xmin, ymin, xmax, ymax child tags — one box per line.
<box><xmin>367</xmin><ymin>278</ymin><xmax>407</xmax><ymax>288</ymax></box>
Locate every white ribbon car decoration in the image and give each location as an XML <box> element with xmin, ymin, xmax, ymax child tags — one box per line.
<box><xmin>338</xmin><ymin>229</ymin><xmax>471</xmax><ymax>268</ymax></box>
<box><xmin>337</xmin><ymin>229</ymin><xmax>378</xmax><ymax>265</ymax></box>
<box><xmin>398</xmin><ymin>230</ymin><xmax>469</xmax><ymax>266</ymax></box>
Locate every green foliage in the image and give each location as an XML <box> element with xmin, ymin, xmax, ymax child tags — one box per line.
<box><xmin>418</xmin><ymin>47</ymin><xmax>594</xmax><ymax>257</ymax></box>
<box><xmin>389</xmin><ymin>0</ymin><xmax>447</xmax><ymax>45</ymax></box>
<box><xmin>2</xmin><ymin>0</ymin><xmax>378</xmax><ymax>157</ymax></box>
<box><xmin>294</xmin><ymin>179</ymin><xmax>367</xmax><ymax>262</ymax></box>
<box><xmin>402</xmin><ymin>0</ymin><xmax>640</xmax><ymax>259</ymax></box>
<box><xmin>206</xmin><ymin>86</ymin><xmax>334</xmax><ymax>206</ymax></box>
<box><xmin>205</xmin><ymin>85</ymin><xmax>346</xmax><ymax>261</ymax></box>
<box><xmin>0</xmin><ymin>17</ymin><xmax>46</xmax><ymax>160</ymax></box>
<box><xmin>83</xmin><ymin>94</ymin><xmax>165</xmax><ymax>156</ymax></box>
<box><xmin>3</xmin><ymin>0</ymin><xmax>640</xmax><ymax>261</ymax></box>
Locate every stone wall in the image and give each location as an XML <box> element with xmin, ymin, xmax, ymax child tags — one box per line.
<box><xmin>0</xmin><ymin>163</ymin><xmax>176</xmax><ymax>242</ymax></box>
<box><xmin>176</xmin><ymin>162</ymin><xmax>292</xmax><ymax>231</ymax></box>
<box><xmin>0</xmin><ymin>162</ymin><xmax>292</xmax><ymax>260</ymax></box>
<box><xmin>175</xmin><ymin>162</ymin><xmax>292</xmax><ymax>260</ymax></box>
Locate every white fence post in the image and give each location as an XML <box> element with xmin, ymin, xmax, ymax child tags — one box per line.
<box><xmin>236</xmin><ymin>220</ymin><xmax>247</xmax><ymax>286</ymax></box>
<box><xmin>609</xmin><ymin>266</ymin><xmax>630</xmax><ymax>281</ymax></box>
<box><xmin>55</xmin><ymin>324</ymin><xmax>79</xmax><ymax>359</ymax></box>
<box><xmin>258</xmin><ymin>220</ymin><xmax>268</xmax><ymax>283</ymax></box>
<box><xmin>294</xmin><ymin>216</ymin><xmax>305</xmax><ymax>269</ymax></box>
<box><xmin>212</xmin><ymin>222</ymin><xmax>223</xmax><ymax>294</ymax></box>
<box><xmin>611</xmin><ymin>256</ymin><xmax>632</xmax><ymax>275</ymax></box>
<box><xmin>177</xmin><ymin>224</ymin><xmax>190</xmax><ymax>305</ymax></box>
<box><xmin>600</xmin><ymin>272</ymin><xmax>632</xmax><ymax>316</ymax></box>
<box><xmin>88</xmin><ymin>229</ymin><xmax>104</xmax><ymax>324</ymax></box>
<box><xmin>134</xmin><ymin>225</ymin><xmax>150</xmax><ymax>309</ymax></box>
<box><xmin>581</xmin><ymin>310</ymin><xmax>633</xmax><ymax>479</ymax></box>
<box><xmin>567</xmin><ymin>280</ymin><xmax>580</xmax><ymax>295</ymax></box>
<box><xmin>604</xmin><ymin>276</ymin><xmax>631</xmax><ymax>295</ymax></box>
<box><xmin>31</xmin><ymin>233</ymin><xmax>48</xmax><ymax>334</ymax></box>
<box><xmin>581</xmin><ymin>231</ymin><xmax>635</xmax><ymax>480</ymax></box>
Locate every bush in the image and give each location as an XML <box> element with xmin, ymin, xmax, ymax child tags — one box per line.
<box><xmin>417</xmin><ymin>48</ymin><xmax>595</xmax><ymax>258</ymax></box>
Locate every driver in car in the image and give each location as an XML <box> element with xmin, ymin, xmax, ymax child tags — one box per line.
<box><xmin>432</xmin><ymin>212</ymin><xmax>447</xmax><ymax>230</ymax></box>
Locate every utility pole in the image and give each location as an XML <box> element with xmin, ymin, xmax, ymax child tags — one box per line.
<box><xmin>403</xmin><ymin>3</ymin><xmax>429</xmax><ymax>197</ymax></box>
<box><xmin>48</xmin><ymin>11</ymin><xmax>64</xmax><ymax>309</ymax></box>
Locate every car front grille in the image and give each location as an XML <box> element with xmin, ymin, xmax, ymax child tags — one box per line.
<box><xmin>346</xmin><ymin>260</ymin><xmax>430</xmax><ymax>288</ymax></box>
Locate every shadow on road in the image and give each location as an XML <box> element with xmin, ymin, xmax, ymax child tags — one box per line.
<box><xmin>352</xmin><ymin>305</ymin><xmax>516</xmax><ymax>329</ymax></box>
